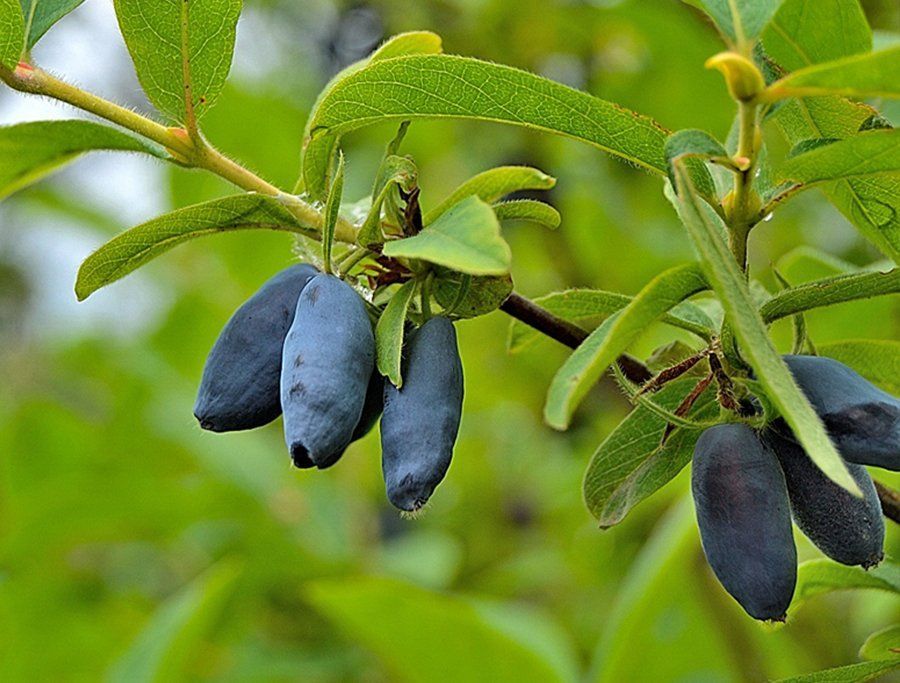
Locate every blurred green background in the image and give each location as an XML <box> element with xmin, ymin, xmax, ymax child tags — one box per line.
<box><xmin>1</xmin><ymin>1</ymin><xmax>900</xmax><ymax>681</ymax></box>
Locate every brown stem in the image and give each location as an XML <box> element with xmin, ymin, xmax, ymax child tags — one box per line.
<box><xmin>874</xmin><ymin>480</ymin><xmax>900</xmax><ymax>525</ymax></box>
<box><xmin>499</xmin><ymin>292</ymin><xmax>652</xmax><ymax>384</ymax></box>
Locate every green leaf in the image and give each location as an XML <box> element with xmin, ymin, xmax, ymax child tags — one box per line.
<box><xmin>671</xmin><ymin>162</ymin><xmax>859</xmax><ymax>494</ymax></box>
<box><xmin>305</xmin><ymin>54</ymin><xmax>669</xmax><ymax>179</ymax></box>
<box><xmin>383</xmin><ymin>196</ymin><xmax>511</xmax><ymax>276</ymax></box>
<box><xmin>507</xmin><ymin>288</ymin><xmax>715</xmax><ymax>354</ymax></box>
<box><xmin>860</xmin><ymin>625</ymin><xmax>900</xmax><ymax>662</ymax></box>
<box><xmin>690</xmin><ymin>0</ymin><xmax>786</xmax><ymax>47</ymax></box>
<box><xmin>774</xmin><ymin>660</ymin><xmax>900</xmax><ymax>683</ymax></box>
<box><xmin>19</xmin><ymin>0</ymin><xmax>84</xmax><ymax>48</ymax></box>
<box><xmin>300</xmin><ymin>32</ymin><xmax>443</xmax><ymax>201</ymax></box>
<box><xmin>0</xmin><ymin>120</ymin><xmax>167</xmax><ymax>201</ymax></box>
<box><xmin>433</xmin><ymin>272</ymin><xmax>513</xmax><ymax>319</ymax></box>
<box><xmin>818</xmin><ymin>340</ymin><xmax>900</xmax><ymax>394</ymax></box>
<box><xmin>760</xmin><ymin>269</ymin><xmax>900</xmax><ymax>322</ymax></box>
<box><xmin>664</xmin><ymin>129</ymin><xmax>725</xmax><ymax>207</ymax></box>
<box><xmin>108</xmin><ymin>560</ymin><xmax>242</xmax><ymax>683</ymax></box>
<box><xmin>424</xmin><ymin>166</ymin><xmax>556</xmax><ymax>225</ymax></box>
<box><xmin>762</xmin><ymin>0</ymin><xmax>872</xmax><ymax>69</ymax></box>
<box><xmin>322</xmin><ymin>152</ymin><xmax>344</xmax><ymax>273</ymax></box>
<box><xmin>492</xmin><ymin>200</ymin><xmax>561</xmax><ymax>230</ymax></box>
<box><xmin>544</xmin><ymin>263</ymin><xmax>708</xmax><ymax>430</ymax></box>
<box><xmin>76</xmin><ymin>194</ymin><xmax>316</xmax><ymax>300</ymax></box>
<box><xmin>357</xmin><ymin>154</ymin><xmax>418</xmax><ymax>248</ymax></box>
<box><xmin>777</xmin><ymin>129</ymin><xmax>900</xmax><ymax>187</ymax></box>
<box><xmin>583</xmin><ymin>378</ymin><xmax>718</xmax><ymax>527</ymax></box>
<box><xmin>306</xmin><ymin>576</ymin><xmax>574</xmax><ymax>683</ymax></box>
<box><xmin>0</xmin><ymin>0</ymin><xmax>23</xmax><ymax>67</ymax></box>
<box><xmin>763</xmin><ymin>3</ymin><xmax>898</xmax><ymax>260</ymax></box>
<box><xmin>113</xmin><ymin>0</ymin><xmax>242</xmax><ymax>124</ymax></box>
<box><xmin>764</xmin><ymin>46</ymin><xmax>900</xmax><ymax>102</ymax></box>
<box><xmin>794</xmin><ymin>559</ymin><xmax>900</xmax><ymax>609</ymax></box>
<box><xmin>376</xmin><ymin>281</ymin><xmax>416</xmax><ymax>387</ymax></box>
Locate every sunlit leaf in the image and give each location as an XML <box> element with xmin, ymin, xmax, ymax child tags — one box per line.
<box><xmin>689</xmin><ymin>0</ymin><xmax>786</xmax><ymax>47</ymax></box>
<box><xmin>376</xmin><ymin>281</ymin><xmax>416</xmax><ymax>387</ymax></box>
<box><xmin>383</xmin><ymin>196</ymin><xmax>511</xmax><ymax>275</ymax></box>
<box><xmin>424</xmin><ymin>166</ymin><xmax>556</xmax><ymax>225</ymax></box>
<box><xmin>544</xmin><ymin>263</ymin><xmax>708</xmax><ymax>430</ymax></box>
<box><xmin>0</xmin><ymin>120</ymin><xmax>167</xmax><ymax>200</ymax></box>
<box><xmin>305</xmin><ymin>54</ymin><xmax>669</xmax><ymax>183</ymax></box>
<box><xmin>306</xmin><ymin>576</ymin><xmax>575</xmax><ymax>683</ymax></box>
<box><xmin>113</xmin><ymin>0</ymin><xmax>242</xmax><ymax>124</ymax></box>
<box><xmin>671</xmin><ymin>162</ymin><xmax>858</xmax><ymax>494</ymax></box>
<box><xmin>0</xmin><ymin>0</ymin><xmax>23</xmax><ymax>67</ymax></box>
<box><xmin>300</xmin><ymin>32</ymin><xmax>443</xmax><ymax>200</ymax></box>
<box><xmin>76</xmin><ymin>194</ymin><xmax>316</xmax><ymax>300</ymax></box>
<box><xmin>792</xmin><ymin>556</ymin><xmax>900</xmax><ymax>613</ymax></box>
<box><xmin>492</xmin><ymin>200</ymin><xmax>561</xmax><ymax>230</ymax></box>
<box><xmin>19</xmin><ymin>0</ymin><xmax>84</xmax><ymax>48</ymax></box>
<box><xmin>763</xmin><ymin>46</ymin><xmax>900</xmax><ymax>102</ymax></box>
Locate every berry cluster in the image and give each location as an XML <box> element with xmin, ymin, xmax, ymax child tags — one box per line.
<box><xmin>692</xmin><ymin>356</ymin><xmax>899</xmax><ymax>621</ymax></box>
<box><xmin>194</xmin><ymin>264</ymin><xmax>464</xmax><ymax>512</ymax></box>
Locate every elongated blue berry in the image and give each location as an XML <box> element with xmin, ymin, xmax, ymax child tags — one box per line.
<box><xmin>784</xmin><ymin>355</ymin><xmax>900</xmax><ymax>470</ymax></box>
<box><xmin>764</xmin><ymin>426</ymin><xmax>884</xmax><ymax>568</ymax></box>
<box><xmin>194</xmin><ymin>263</ymin><xmax>318</xmax><ymax>432</ymax></box>
<box><xmin>692</xmin><ymin>424</ymin><xmax>797</xmax><ymax>621</ymax></box>
<box><xmin>281</xmin><ymin>273</ymin><xmax>375</xmax><ymax>469</ymax></box>
<box><xmin>381</xmin><ymin>316</ymin><xmax>463</xmax><ymax>511</ymax></box>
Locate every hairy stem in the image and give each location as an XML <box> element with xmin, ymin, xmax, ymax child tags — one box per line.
<box><xmin>0</xmin><ymin>63</ymin><xmax>356</xmax><ymax>242</ymax></box>
<box><xmin>728</xmin><ymin>101</ymin><xmax>759</xmax><ymax>271</ymax></box>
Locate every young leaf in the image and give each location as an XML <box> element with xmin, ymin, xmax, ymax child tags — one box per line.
<box><xmin>306</xmin><ymin>576</ymin><xmax>574</xmax><ymax>683</ymax></box>
<box><xmin>671</xmin><ymin>162</ymin><xmax>859</xmax><ymax>495</ymax></box>
<box><xmin>357</xmin><ymin>154</ymin><xmax>418</xmax><ymax>248</ymax></box>
<box><xmin>300</xmin><ymin>32</ymin><xmax>443</xmax><ymax>201</ymax></box>
<box><xmin>20</xmin><ymin>0</ymin><xmax>84</xmax><ymax>48</ymax></box>
<box><xmin>492</xmin><ymin>200</ymin><xmax>561</xmax><ymax>230</ymax></box>
<box><xmin>375</xmin><ymin>281</ymin><xmax>417</xmax><ymax>387</ymax></box>
<box><xmin>777</xmin><ymin>129</ymin><xmax>900</xmax><ymax>187</ymax></box>
<box><xmin>794</xmin><ymin>559</ymin><xmax>900</xmax><ymax>611</ymax></box>
<box><xmin>760</xmin><ymin>268</ymin><xmax>900</xmax><ymax>323</ymax></box>
<box><xmin>108</xmin><ymin>560</ymin><xmax>242</xmax><ymax>683</ymax></box>
<box><xmin>0</xmin><ymin>0</ymin><xmax>24</xmax><ymax>68</ymax></box>
<box><xmin>424</xmin><ymin>166</ymin><xmax>556</xmax><ymax>225</ymax></box>
<box><xmin>859</xmin><ymin>625</ymin><xmax>900</xmax><ymax>662</ymax></box>
<box><xmin>773</xmin><ymin>660</ymin><xmax>900</xmax><ymax>683</ymax></box>
<box><xmin>583</xmin><ymin>378</ymin><xmax>718</xmax><ymax>527</ymax></box>
<box><xmin>322</xmin><ymin>152</ymin><xmax>345</xmax><ymax>273</ymax></box>
<box><xmin>664</xmin><ymin>129</ymin><xmax>725</xmax><ymax>207</ymax></box>
<box><xmin>433</xmin><ymin>272</ymin><xmax>513</xmax><ymax>319</ymax></box>
<box><xmin>689</xmin><ymin>0</ymin><xmax>786</xmax><ymax>48</ymax></box>
<box><xmin>763</xmin><ymin>46</ymin><xmax>900</xmax><ymax>102</ymax></box>
<box><xmin>818</xmin><ymin>340</ymin><xmax>900</xmax><ymax>394</ymax></box>
<box><xmin>382</xmin><ymin>196</ymin><xmax>512</xmax><ymax>276</ymax></box>
<box><xmin>305</xmin><ymin>54</ymin><xmax>669</xmax><ymax>179</ymax></box>
<box><xmin>113</xmin><ymin>0</ymin><xmax>242</xmax><ymax>125</ymax></box>
<box><xmin>544</xmin><ymin>263</ymin><xmax>708</xmax><ymax>430</ymax></box>
<box><xmin>0</xmin><ymin>120</ymin><xmax>168</xmax><ymax>200</ymax></box>
<box><xmin>507</xmin><ymin>288</ymin><xmax>715</xmax><ymax>354</ymax></box>
<box><xmin>76</xmin><ymin>194</ymin><xmax>317</xmax><ymax>300</ymax></box>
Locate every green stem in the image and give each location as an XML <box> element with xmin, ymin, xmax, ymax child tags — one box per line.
<box><xmin>728</xmin><ymin>101</ymin><xmax>760</xmax><ymax>271</ymax></box>
<box><xmin>0</xmin><ymin>63</ymin><xmax>356</xmax><ymax>242</ymax></box>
